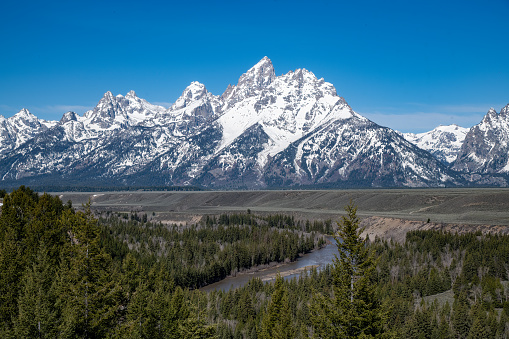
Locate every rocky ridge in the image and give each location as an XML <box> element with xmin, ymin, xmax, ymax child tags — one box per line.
<box><xmin>0</xmin><ymin>58</ymin><xmax>506</xmax><ymax>188</ymax></box>
<box><xmin>452</xmin><ymin>104</ymin><xmax>509</xmax><ymax>175</ymax></box>
<box><xmin>403</xmin><ymin>125</ymin><xmax>469</xmax><ymax>164</ymax></box>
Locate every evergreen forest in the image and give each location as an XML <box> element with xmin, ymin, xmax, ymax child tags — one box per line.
<box><xmin>1</xmin><ymin>186</ymin><xmax>509</xmax><ymax>338</ymax></box>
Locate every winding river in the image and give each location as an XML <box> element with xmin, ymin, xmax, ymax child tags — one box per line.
<box><xmin>200</xmin><ymin>236</ymin><xmax>338</xmax><ymax>292</ymax></box>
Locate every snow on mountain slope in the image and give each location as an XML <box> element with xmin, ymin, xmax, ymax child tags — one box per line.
<box><xmin>0</xmin><ymin>57</ymin><xmax>498</xmax><ymax>188</ymax></box>
<box><xmin>0</xmin><ymin>109</ymin><xmax>55</xmax><ymax>154</ymax></box>
<box><xmin>82</xmin><ymin>90</ymin><xmax>167</xmax><ymax>131</ymax></box>
<box><xmin>403</xmin><ymin>124</ymin><xmax>469</xmax><ymax>164</ymax></box>
<box><xmin>165</xmin><ymin>82</ymin><xmax>223</xmax><ymax>134</ymax></box>
<box><xmin>264</xmin><ymin>117</ymin><xmax>456</xmax><ymax>188</ymax></box>
<box><xmin>453</xmin><ymin>104</ymin><xmax>509</xmax><ymax>174</ymax></box>
<box><xmin>217</xmin><ymin>57</ymin><xmax>353</xmax><ymax>168</ymax></box>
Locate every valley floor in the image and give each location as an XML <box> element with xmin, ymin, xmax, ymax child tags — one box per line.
<box><xmin>55</xmin><ymin>188</ymin><xmax>509</xmax><ymax>230</ymax></box>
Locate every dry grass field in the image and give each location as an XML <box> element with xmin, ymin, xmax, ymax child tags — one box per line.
<box><xmin>54</xmin><ymin>188</ymin><xmax>509</xmax><ymax>230</ymax></box>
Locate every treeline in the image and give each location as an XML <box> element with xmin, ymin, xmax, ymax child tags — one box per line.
<box><xmin>202</xmin><ymin>226</ymin><xmax>509</xmax><ymax>338</ymax></box>
<box><xmin>3</xmin><ymin>186</ymin><xmax>509</xmax><ymax>338</ymax></box>
<box><xmin>0</xmin><ymin>187</ymin><xmax>328</xmax><ymax>337</ymax></box>
<box><xmin>375</xmin><ymin>230</ymin><xmax>509</xmax><ymax>303</ymax></box>
<box><xmin>0</xmin><ymin>186</ymin><xmax>215</xmax><ymax>337</ymax></box>
<box><xmin>203</xmin><ymin>213</ymin><xmax>333</xmax><ymax>235</ymax></box>
<box><xmin>24</xmin><ymin>185</ymin><xmax>205</xmax><ymax>192</ymax></box>
<box><xmin>98</xmin><ymin>212</ymin><xmax>324</xmax><ymax>289</ymax></box>
<box><xmin>372</xmin><ymin>230</ymin><xmax>509</xmax><ymax>337</ymax></box>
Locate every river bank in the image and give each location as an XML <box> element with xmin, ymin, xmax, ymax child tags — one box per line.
<box><xmin>200</xmin><ymin>236</ymin><xmax>337</xmax><ymax>292</ymax></box>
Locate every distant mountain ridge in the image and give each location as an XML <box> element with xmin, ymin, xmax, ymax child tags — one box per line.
<box><xmin>403</xmin><ymin>125</ymin><xmax>469</xmax><ymax>164</ymax></box>
<box><xmin>452</xmin><ymin>105</ymin><xmax>509</xmax><ymax>174</ymax></box>
<box><xmin>0</xmin><ymin>57</ymin><xmax>507</xmax><ymax>188</ymax></box>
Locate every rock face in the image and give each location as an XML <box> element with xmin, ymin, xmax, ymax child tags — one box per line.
<box><xmin>403</xmin><ymin>125</ymin><xmax>469</xmax><ymax>164</ymax></box>
<box><xmin>452</xmin><ymin>104</ymin><xmax>509</xmax><ymax>174</ymax></box>
<box><xmin>0</xmin><ymin>57</ymin><xmax>503</xmax><ymax>188</ymax></box>
<box><xmin>0</xmin><ymin>109</ymin><xmax>56</xmax><ymax>155</ymax></box>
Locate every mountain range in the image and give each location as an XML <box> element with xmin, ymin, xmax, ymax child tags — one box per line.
<box><xmin>0</xmin><ymin>57</ymin><xmax>508</xmax><ymax>189</ymax></box>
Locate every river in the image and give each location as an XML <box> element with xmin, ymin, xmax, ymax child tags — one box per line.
<box><xmin>200</xmin><ymin>236</ymin><xmax>338</xmax><ymax>292</ymax></box>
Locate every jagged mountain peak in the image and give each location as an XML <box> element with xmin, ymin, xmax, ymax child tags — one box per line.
<box><xmin>59</xmin><ymin>111</ymin><xmax>79</xmax><ymax>124</ymax></box>
<box><xmin>275</xmin><ymin>66</ymin><xmax>339</xmax><ymax>100</ymax></box>
<box><xmin>287</xmin><ymin>68</ymin><xmax>313</xmax><ymax>84</ymax></box>
<box><xmin>221</xmin><ymin>84</ymin><xmax>234</xmax><ymax>101</ymax></box>
<box><xmin>172</xmin><ymin>82</ymin><xmax>209</xmax><ymax>110</ymax></box>
<box><xmin>103</xmin><ymin>91</ymin><xmax>114</xmax><ymax>100</ymax></box>
<box><xmin>250</xmin><ymin>56</ymin><xmax>273</xmax><ymax>72</ymax></box>
<box><xmin>13</xmin><ymin>108</ymin><xmax>34</xmax><ymax>118</ymax></box>
<box><xmin>81</xmin><ymin>90</ymin><xmax>166</xmax><ymax>130</ymax></box>
<box><xmin>0</xmin><ymin>108</ymin><xmax>53</xmax><ymax>151</ymax></box>
<box><xmin>404</xmin><ymin>124</ymin><xmax>468</xmax><ymax>164</ymax></box>
<box><xmin>257</xmin><ymin>56</ymin><xmax>272</xmax><ymax>64</ymax></box>
<box><xmin>292</xmin><ymin>67</ymin><xmax>312</xmax><ymax>75</ymax></box>
<box><xmin>237</xmin><ymin>56</ymin><xmax>276</xmax><ymax>90</ymax></box>
<box><xmin>501</xmin><ymin>103</ymin><xmax>509</xmax><ymax>115</ymax></box>
<box><xmin>216</xmin><ymin>59</ymin><xmax>356</xmax><ymax>161</ymax></box>
<box><xmin>1</xmin><ymin>57</ymin><xmax>505</xmax><ymax>188</ymax></box>
<box><xmin>87</xmin><ymin>92</ymin><xmax>121</xmax><ymax>121</ymax></box>
<box><xmin>479</xmin><ymin>106</ymin><xmax>509</xmax><ymax>128</ymax></box>
<box><xmin>126</xmin><ymin>90</ymin><xmax>137</xmax><ymax>99</ymax></box>
<box><xmin>452</xmin><ymin>105</ymin><xmax>509</xmax><ymax>175</ymax></box>
<box><xmin>10</xmin><ymin>109</ymin><xmax>42</xmax><ymax>128</ymax></box>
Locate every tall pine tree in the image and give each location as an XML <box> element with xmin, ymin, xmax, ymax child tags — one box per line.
<box><xmin>260</xmin><ymin>274</ymin><xmax>294</xmax><ymax>339</ymax></box>
<box><xmin>56</xmin><ymin>205</ymin><xmax>120</xmax><ymax>338</ymax></box>
<box><xmin>312</xmin><ymin>201</ymin><xmax>385</xmax><ymax>338</ymax></box>
<box><xmin>14</xmin><ymin>243</ymin><xmax>58</xmax><ymax>338</ymax></box>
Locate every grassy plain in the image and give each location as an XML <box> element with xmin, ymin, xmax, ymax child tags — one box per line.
<box><xmin>54</xmin><ymin>188</ymin><xmax>509</xmax><ymax>226</ymax></box>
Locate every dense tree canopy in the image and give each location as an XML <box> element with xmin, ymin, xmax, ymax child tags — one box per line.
<box><xmin>1</xmin><ymin>186</ymin><xmax>509</xmax><ymax>338</ymax></box>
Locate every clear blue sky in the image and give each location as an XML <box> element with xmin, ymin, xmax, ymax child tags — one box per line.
<box><xmin>1</xmin><ymin>0</ymin><xmax>508</xmax><ymax>133</ymax></box>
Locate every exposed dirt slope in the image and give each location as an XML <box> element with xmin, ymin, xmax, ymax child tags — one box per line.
<box><xmin>361</xmin><ymin>216</ymin><xmax>509</xmax><ymax>243</ymax></box>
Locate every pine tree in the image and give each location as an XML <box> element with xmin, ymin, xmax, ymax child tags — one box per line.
<box><xmin>260</xmin><ymin>274</ymin><xmax>294</xmax><ymax>339</ymax></box>
<box><xmin>237</xmin><ymin>290</ymin><xmax>255</xmax><ymax>323</ymax></box>
<box><xmin>0</xmin><ymin>227</ymin><xmax>24</xmax><ymax>327</ymax></box>
<box><xmin>468</xmin><ymin>306</ymin><xmax>490</xmax><ymax>339</ymax></box>
<box><xmin>14</xmin><ymin>243</ymin><xmax>58</xmax><ymax>338</ymax></box>
<box><xmin>0</xmin><ymin>186</ymin><xmax>38</xmax><ymax>327</ymax></box>
<box><xmin>452</xmin><ymin>292</ymin><xmax>471</xmax><ymax>339</ymax></box>
<box><xmin>0</xmin><ymin>187</ymin><xmax>70</xmax><ymax>332</ymax></box>
<box><xmin>312</xmin><ymin>201</ymin><xmax>384</xmax><ymax>338</ymax></box>
<box><xmin>438</xmin><ymin>314</ymin><xmax>453</xmax><ymax>339</ymax></box>
<box><xmin>56</xmin><ymin>206</ymin><xmax>120</xmax><ymax>338</ymax></box>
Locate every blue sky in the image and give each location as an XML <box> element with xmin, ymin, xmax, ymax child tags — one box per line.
<box><xmin>1</xmin><ymin>0</ymin><xmax>508</xmax><ymax>133</ymax></box>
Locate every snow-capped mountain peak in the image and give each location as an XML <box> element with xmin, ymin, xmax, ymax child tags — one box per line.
<box><xmin>103</xmin><ymin>91</ymin><xmax>114</xmax><ymax>100</ymax></box>
<box><xmin>223</xmin><ymin>57</ymin><xmax>277</xmax><ymax>107</ymax></box>
<box><xmin>14</xmin><ymin>108</ymin><xmax>32</xmax><ymax>118</ymax></box>
<box><xmin>59</xmin><ymin>111</ymin><xmax>79</xmax><ymax>124</ymax></box>
<box><xmin>403</xmin><ymin>124</ymin><xmax>469</xmax><ymax>164</ymax></box>
<box><xmin>237</xmin><ymin>56</ymin><xmax>276</xmax><ymax>90</ymax></box>
<box><xmin>478</xmin><ymin>106</ymin><xmax>509</xmax><ymax>131</ymax></box>
<box><xmin>0</xmin><ymin>57</ymin><xmax>505</xmax><ymax>188</ymax></box>
<box><xmin>172</xmin><ymin>82</ymin><xmax>210</xmax><ymax>110</ymax></box>
<box><xmin>81</xmin><ymin>90</ymin><xmax>167</xmax><ymax>131</ymax></box>
<box><xmin>0</xmin><ymin>108</ymin><xmax>54</xmax><ymax>151</ymax></box>
<box><xmin>125</xmin><ymin>90</ymin><xmax>137</xmax><ymax>99</ymax></box>
<box><xmin>500</xmin><ymin>103</ymin><xmax>509</xmax><ymax>116</ymax></box>
<box><xmin>452</xmin><ymin>105</ymin><xmax>509</xmax><ymax>175</ymax></box>
<box><xmin>216</xmin><ymin>59</ymin><xmax>358</xmax><ymax>165</ymax></box>
<box><xmin>10</xmin><ymin>108</ymin><xmax>44</xmax><ymax>128</ymax></box>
